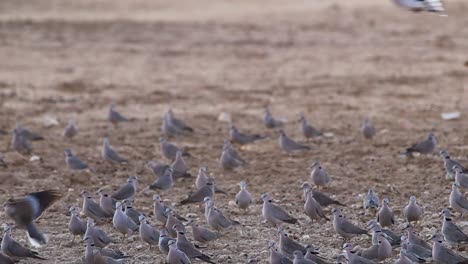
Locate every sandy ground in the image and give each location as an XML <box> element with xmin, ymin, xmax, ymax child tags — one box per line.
<box><xmin>0</xmin><ymin>0</ymin><xmax>468</xmax><ymax>263</ymax></box>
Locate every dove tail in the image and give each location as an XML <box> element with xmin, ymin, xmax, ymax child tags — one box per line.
<box><xmin>26</xmin><ymin>223</ymin><xmax>48</xmax><ymax>247</ymax></box>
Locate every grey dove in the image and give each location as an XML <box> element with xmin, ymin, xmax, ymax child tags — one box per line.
<box><xmin>97</xmin><ymin>189</ymin><xmax>115</xmax><ymax>217</ymax></box>
<box><xmin>373</xmin><ymin>233</ymin><xmax>392</xmax><ymax>260</ymax></box>
<box><xmin>229</xmin><ymin>125</ymin><xmax>265</xmax><ymax>145</ymax></box>
<box><xmin>450</xmin><ymin>182</ymin><xmax>468</xmax><ymax>218</ymax></box>
<box><xmin>403</xmin><ymin>196</ymin><xmax>423</xmax><ymax>223</ymax></box>
<box><xmin>167</xmin><ymin>240</ymin><xmax>192</xmax><ymax>264</ymax></box>
<box><xmin>403</xmin><ymin>224</ymin><xmax>431</xmax><ymax>250</ymax></box>
<box><xmin>153</xmin><ymin>195</ymin><xmax>187</xmax><ymax>224</ymax></box>
<box><xmin>174</xmin><ymin>224</ymin><xmax>215</xmax><ymax>263</ymax></box>
<box><xmin>304</xmin><ymin>188</ymin><xmax>329</xmax><ymax>222</ymax></box>
<box><xmin>376</xmin><ymin>198</ymin><xmax>394</xmax><ymax>227</ymax></box>
<box><xmin>431</xmin><ymin>233</ymin><xmax>467</xmax><ymax>264</ymax></box>
<box><xmin>342</xmin><ymin>243</ymin><xmax>376</xmax><ymax>264</ymax></box>
<box><xmin>63</xmin><ymin>119</ymin><xmax>78</xmax><ymax>139</ymax></box>
<box><xmin>4</xmin><ymin>189</ymin><xmax>61</xmax><ymax>246</ymax></box>
<box><xmin>223</xmin><ymin>140</ymin><xmax>246</xmax><ymax>163</ymax></box>
<box><xmin>112</xmin><ymin>202</ymin><xmax>138</xmax><ymax>237</ymax></box>
<box><xmin>139</xmin><ymin>215</ymin><xmax>159</xmax><ymax>250</ymax></box>
<box><xmin>304</xmin><ymin>245</ymin><xmax>330</xmax><ymax>264</ymax></box>
<box><xmin>83</xmin><ymin>236</ymin><xmax>130</xmax><ymax>261</ymax></box>
<box><xmin>164</xmin><ymin>109</ymin><xmax>194</xmax><ymax>133</ymax></box>
<box><xmin>159</xmin><ymin>229</ymin><xmax>175</xmax><ymax>256</ymax></box>
<box><xmin>108</xmin><ymin>103</ymin><xmax>129</xmax><ymax>126</ymax></box>
<box><xmin>454</xmin><ymin>165</ymin><xmax>468</xmax><ymax>188</ymax></box>
<box><xmin>102</xmin><ymin>138</ymin><xmax>128</xmax><ymax>163</ymax></box>
<box><xmin>149</xmin><ymin>167</ymin><xmax>174</xmax><ymax>191</ymax></box>
<box><xmin>301</xmin><ymin>183</ymin><xmax>345</xmax><ymax>207</ymax></box>
<box><xmin>401</xmin><ymin>236</ymin><xmax>432</xmax><ymax>260</ymax></box>
<box><xmin>148</xmin><ymin>160</ymin><xmax>170</xmax><ymax>178</ymax></box>
<box><xmin>310</xmin><ymin>162</ymin><xmax>331</xmax><ymax>189</ymax></box>
<box><xmin>394</xmin><ymin>249</ymin><xmax>415</xmax><ymax>264</ymax></box>
<box><xmin>235</xmin><ymin>180</ymin><xmax>253</xmax><ymax>212</ymax></box>
<box><xmin>261</xmin><ymin>193</ymin><xmax>298</xmax><ymax>225</ymax></box>
<box><xmin>440</xmin><ymin>150</ymin><xmax>468</xmax><ymax>180</ymax></box>
<box><xmin>264</xmin><ymin>106</ymin><xmax>285</xmax><ymax>128</ymax></box>
<box><xmin>332</xmin><ymin>208</ymin><xmax>368</xmax><ymax>239</ymax></box>
<box><xmin>360</xmin><ymin>118</ymin><xmax>375</xmax><ymax>139</ymax></box>
<box><xmin>11</xmin><ymin>127</ymin><xmax>32</xmax><ymax>155</ymax></box>
<box><xmin>401</xmin><ymin>132</ymin><xmax>436</xmax><ymax>156</ymax></box>
<box><xmin>367</xmin><ymin>221</ymin><xmax>400</xmax><ymax>246</ymax></box>
<box><xmin>160</xmin><ymin>137</ymin><xmax>190</xmax><ymax>161</ymax></box>
<box><xmin>171</xmin><ymin>150</ymin><xmax>191</xmax><ymax>179</ymax></box>
<box><xmin>204</xmin><ymin>197</ymin><xmax>240</xmax><ymax>232</ymax></box>
<box><xmin>393</xmin><ymin>0</ymin><xmax>444</xmax><ymax>13</ymax></box>
<box><xmin>81</xmin><ymin>191</ymin><xmax>109</xmax><ymax>221</ymax></box>
<box><xmin>68</xmin><ymin>206</ymin><xmax>87</xmax><ymax>243</ymax></box>
<box><xmin>279</xmin><ymin>129</ymin><xmax>311</xmax><ymax>153</ymax></box>
<box><xmin>194</xmin><ymin>167</ymin><xmax>227</xmax><ymax>194</ymax></box>
<box><xmin>122</xmin><ymin>199</ymin><xmax>141</xmax><ymax>226</ymax></box>
<box><xmin>269</xmin><ymin>241</ymin><xmax>293</xmax><ymax>264</ymax></box>
<box><xmin>180</xmin><ymin>181</ymin><xmax>214</xmax><ymax>205</ymax></box>
<box><xmin>1</xmin><ymin>225</ymin><xmax>45</xmax><ymax>260</ymax></box>
<box><xmin>277</xmin><ymin>227</ymin><xmax>306</xmax><ymax>258</ymax></box>
<box><xmin>363</xmin><ymin>188</ymin><xmax>379</xmax><ymax>212</ymax></box>
<box><xmin>84</xmin><ymin>218</ymin><xmax>114</xmax><ymax>248</ymax></box>
<box><xmin>64</xmin><ymin>148</ymin><xmax>89</xmax><ymax>171</ymax></box>
<box><xmin>165</xmin><ymin>208</ymin><xmax>185</xmax><ymax>237</ymax></box>
<box><xmin>220</xmin><ymin>141</ymin><xmax>245</xmax><ymax>170</ymax></box>
<box><xmin>293</xmin><ymin>251</ymin><xmax>316</xmax><ymax>264</ymax></box>
<box><xmin>440</xmin><ymin>208</ymin><xmax>468</xmax><ymax>246</ymax></box>
<box><xmin>299</xmin><ymin>114</ymin><xmax>322</xmax><ymax>140</ymax></box>
<box><xmin>112</xmin><ymin>176</ymin><xmax>137</xmax><ymax>201</ymax></box>
<box><xmin>186</xmin><ymin>220</ymin><xmax>219</xmax><ymax>243</ymax></box>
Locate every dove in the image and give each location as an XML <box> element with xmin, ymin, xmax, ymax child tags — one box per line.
<box><xmin>68</xmin><ymin>206</ymin><xmax>87</xmax><ymax>243</ymax></box>
<box><xmin>63</xmin><ymin>119</ymin><xmax>78</xmax><ymax>138</ymax></box>
<box><xmin>165</xmin><ymin>208</ymin><xmax>185</xmax><ymax>237</ymax></box>
<box><xmin>403</xmin><ymin>224</ymin><xmax>431</xmax><ymax>250</ymax></box>
<box><xmin>363</xmin><ymin>188</ymin><xmax>379</xmax><ymax>212</ymax></box>
<box><xmin>392</xmin><ymin>0</ymin><xmax>444</xmax><ymax>13</ymax></box>
<box><xmin>172</xmin><ymin>151</ymin><xmax>191</xmax><ymax>179</ymax></box>
<box><xmin>304</xmin><ymin>188</ymin><xmax>329</xmax><ymax>222</ymax></box>
<box><xmin>220</xmin><ymin>148</ymin><xmax>245</xmax><ymax>170</ymax></box>
<box><xmin>402</xmin><ymin>236</ymin><xmax>432</xmax><ymax>260</ymax></box>
<box><xmin>174</xmin><ymin>224</ymin><xmax>215</xmax><ymax>263</ymax></box>
<box><xmin>122</xmin><ymin>199</ymin><xmax>141</xmax><ymax>226</ymax></box>
<box><xmin>149</xmin><ymin>167</ymin><xmax>175</xmax><ymax>191</ymax></box>
<box><xmin>342</xmin><ymin>243</ymin><xmax>376</xmax><ymax>264</ymax></box>
<box><xmin>403</xmin><ymin>196</ymin><xmax>423</xmax><ymax>223</ymax></box>
<box><xmin>159</xmin><ymin>229</ymin><xmax>175</xmax><ymax>255</ymax></box>
<box><xmin>194</xmin><ymin>167</ymin><xmax>227</xmax><ymax>195</ymax></box>
<box><xmin>431</xmin><ymin>233</ymin><xmax>467</xmax><ymax>264</ymax></box>
<box><xmin>454</xmin><ymin>166</ymin><xmax>468</xmax><ymax>188</ymax></box>
<box><xmin>299</xmin><ymin>114</ymin><xmax>322</xmax><ymax>140</ymax></box>
<box><xmin>0</xmin><ymin>253</ymin><xmax>16</xmax><ymax>264</ymax></box>
<box><xmin>97</xmin><ymin>189</ymin><xmax>116</xmax><ymax>217</ymax></box>
<box><xmin>269</xmin><ymin>241</ymin><xmax>293</xmax><ymax>264</ymax></box>
<box><xmin>180</xmin><ymin>181</ymin><xmax>214</xmax><ymax>205</ymax></box>
<box><xmin>102</xmin><ymin>138</ymin><xmax>127</xmax><ymax>163</ymax></box>
<box><xmin>108</xmin><ymin>103</ymin><xmax>129</xmax><ymax>126</ymax></box>
<box><xmin>13</xmin><ymin>123</ymin><xmax>44</xmax><ymax>141</ymax></box>
<box><xmin>332</xmin><ymin>208</ymin><xmax>368</xmax><ymax>239</ymax></box>
<box><xmin>358</xmin><ymin>242</ymin><xmax>379</xmax><ymax>260</ymax></box>
<box><xmin>160</xmin><ymin>137</ymin><xmax>190</xmax><ymax>161</ymax></box>
<box><xmin>401</xmin><ymin>132</ymin><xmax>437</xmax><ymax>156</ymax></box>
<box><xmin>440</xmin><ymin>208</ymin><xmax>468</xmax><ymax>247</ymax></box>
<box><xmin>112</xmin><ymin>202</ymin><xmax>138</xmax><ymax>238</ymax></box>
<box><xmin>153</xmin><ymin>195</ymin><xmax>187</xmax><ymax>224</ymax></box>
<box><xmin>440</xmin><ymin>150</ymin><xmax>468</xmax><ymax>180</ymax></box>
<box><xmin>11</xmin><ymin>127</ymin><xmax>32</xmax><ymax>155</ymax></box>
<box><xmin>83</xmin><ymin>236</ymin><xmax>130</xmax><ymax>261</ymax></box>
<box><xmin>261</xmin><ymin>193</ymin><xmax>298</xmax><ymax>225</ymax></box>
<box><xmin>164</xmin><ymin>109</ymin><xmax>194</xmax><ymax>133</ymax></box>
<box><xmin>293</xmin><ymin>251</ymin><xmax>316</xmax><ymax>264</ymax></box>
<box><xmin>204</xmin><ymin>197</ymin><xmax>240</xmax><ymax>232</ymax></box>
<box><xmin>148</xmin><ymin>160</ymin><xmax>170</xmax><ymax>178</ymax></box>
<box><xmin>394</xmin><ymin>249</ymin><xmax>415</xmax><ymax>264</ymax></box>
<box><xmin>310</xmin><ymin>161</ymin><xmax>331</xmax><ymax>189</ymax></box>
<box><xmin>235</xmin><ymin>180</ymin><xmax>253</xmax><ymax>212</ymax></box>
<box><xmin>264</xmin><ymin>106</ymin><xmax>285</xmax><ymax>128</ymax></box>
<box><xmin>367</xmin><ymin>221</ymin><xmax>401</xmax><ymax>247</ymax></box>
<box><xmin>4</xmin><ymin>189</ymin><xmax>61</xmax><ymax>246</ymax></box>
<box><xmin>304</xmin><ymin>245</ymin><xmax>330</xmax><ymax>264</ymax></box>
<box><xmin>81</xmin><ymin>191</ymin><xmax>109</xmax><ymax>221</ymax></box>
<box><xmin>84</xmin><ymin>218</ymin><xmax>114</xmax><ymax>248</ymax></box>
<box><xmin>450</xmin><ymin>182</ymin><xmax>468</xmax><ymax>218</ymax></box>
<box><xmin>223</xmin><ymin>140</ymin><xmax>246</xmax><ymax>163</ymax></box>
<box><xmin>277</xmin><ymin>227</ymin><xmax>306</xmax><ymax>258</ymax></box>
<box><xmin>186</xmin><ymin>220</ymin><xmax>219</xmax><ymax>243</ymax></box>
<box><xmin>139</xmin><ymin>215</ymin><xmax>159</xmax><ymax>250</ymax></box>
<box><xmin>360</xmin><ymin>233</ymin><xmax>392</xmax><ymax>261</ymax></box>
<box><xmin>301</xmin><ymin>183</ymin><xmax>345</xmax><ymax>207</ymax></box>
<box><xmin>1</xmin><ymin>225</ymin><xmax>45</xmax><ymax>260</ymax></box>
<box><xmin>112</xmin><ymin>176</ymin><xmax>137</xmax><ymax>201</ymax></box>
<box><xmin>64</xmin><ymin>148</ymin><xmax>89</xmax><ymax>171</ymax></box>
<box><xmin>376</xmin><ymin>198</ymin><xmax>394</xmax><ymax>227</ymax></box>
<box><xmin>360</xmin><ymin>118</ymin><xmax>375</xmax><ymax>139</ymax></box>
<box><xmin>279</xmin><ymin>129</ymin><xmax>311</xmax><ymax>153</ymax></box>
<box><xmin>167</xmin><ymin>240</ymin><xmax>192</xmax><ymax>264</ymax></box>
<box><xmin>229</xmin><ymin>125</ymin><xmax>265</xmax><ymax>145</ymax></box>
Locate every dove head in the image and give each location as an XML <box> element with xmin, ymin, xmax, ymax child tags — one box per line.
<box><xmin>453</xmin><ymin>165</ymin><xmax>463</xmax><ymax>173</ymax></box>
<box><xmin>96</xmin><ymin>188</ymin><xmax>110</xmax><ymax>197</ymax></box>
<box><xmin>80</xmin><ymin>191</ymin><xmax>91</xmax><ymax>199</ymax></box>
<box><xmin>138</xmin><ymin>215</ymin><xmax>146</xmax><ymax>222</ymax></box>
<box><xmin>160</xmin><ymin>229</ymin><xmax>168</xmax><ymax>237</ymax></box>
<box><xmin>278</xmin><ymin>129</ymin><xmax>285</xmax><ymax>136</ymax></box>
<box><xmin>409</xmin><ymin>196</ymin><xmax>417</xmax><ymax>203</ymax></box>
<box><xmin>260</xmin><ymin>193</ymin><xmax>271</xmax><ymax>202</ymax></box>
<box><xmin>122</xmin><ymin>199</ymin><xmax>133</xmax><ymax>207</ymax></box>
<box><xmin>153</xmin><ymin>194</ymin><xmax>161</xmax><ymax>202</ymax></box>
<box><xmin>159</xmin><ymin>137</ymin><xmax>167</xmax><ymax>143</ymax></box>
<box><xmin>69</xmin><ymin>206</ymin><xmax>78</xmax><ymax>214</ymax></box>
<box><xmin>268</xmin><ymin>241</ymin><xmax>276</xmax><ymax>249</ymax></box>
<box><xmin>293</xmin><ymin>251</ymin><xmax>303</xmax><ymax>259</ymax></box>
<box><xmin>115</xmin><ymin>202</ymin><xmax>123</xmax><ymax>209</ymax></box>
<box><xmin>383</xmin><ymin>198</ymin><xmax>390</xmax><ymax>205</ymax></box>
<box><xmin>175</xmin><ymin>150</ymin><xmax>182</xmax><ymax>158</ymax></box>
<box><xmin>2</xmin><ymin>224</ymin><xmax>12</xmax><ymax>232</ymax></box>
<box><xmin>430</xmin><ymin>233</ymin><xmax>444</xmax><ymax>243</ymax></box>
<box><xmin>230</xmin><ymin>125</ymin><xmax>237</xmax><ymax>132</ymax></box>
<box><xmin>199</xmin><ymin>166</ymin><xmax>207</xmax><ymax>174</ymax></box>
<box><xmin>342</xmin><ymin>243</ymin><xmax>353</xmax><ymax>251</ymax></box>
<box><xmin>167</xmin><ymin>240</ymin><xmax>176</xmax><ymax>247</ymax></box>
<box><xmin>239</xmin><ymin>180</ymin><xmax>247</xmax><ymax>189</ymax></box>
<box><xmin>64</xmin><ymin>148</ymin><xmax>73</xmax><ymax>157</ymax></box>
<box><xmin>331</xmin><ymin>208</ymin><xmax>343</xmax><ymax>217</ymax></box>
<box><xmin>452</xmin><ymin>182</ymin><xmax>460</xmax><ymax>189</ymax></box>
<box><xmin>276</xmin><ymin>226</ymin><xmax>285</xmax><ymax>235</ymax></box>
<box><xmin>301</xmin><ymin>182</ymin><xmax>311</xmax><ymax>191</ymax></box>
<box><xmin>311</xmin><ymin>160</ymin><xmax>321</xmax><ymax>169</ymax></box>
<box><xmin>103</xmin><ymin>137</ymin><xmax>109</xmax><ymax>146</ymax></box>
<box><xmin>439</xmin><ymin>149</ymin><xmax>449</xmax><ymax>158</ymax></box>
<box><xmin>166</xmin><ymin>108</ymin><xmax>174</xmax><ymax>118</ymax></box>
<box><xmin>173</xmin><ymin>224</ymin><xmax>184</xmax><ymax>234</ymax></box>
<box><xmin>128</xmin><ymin>175</ymin><xmax>137</xmax><ymax>184</ymax></box>
<box><xmin>428</xmin><ymin>132</ymin><xmax>436</xmax><ymax>143</ymax></box>
<box><xmin>440</xmin><ymin>208</ymin><xmax>451</xmax><ymax>218</ymax></box>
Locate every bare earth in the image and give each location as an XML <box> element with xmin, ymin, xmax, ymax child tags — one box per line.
<box><xmin>1</xmin><ymin>0</ymin><xmax>468</xmax><ymax>263</ymax></box>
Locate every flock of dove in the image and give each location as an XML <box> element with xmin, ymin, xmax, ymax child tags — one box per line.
<box><xmin>0</xmin><ymin>0</ymin><xmax>455</xmax><ymax>264</ymax></box>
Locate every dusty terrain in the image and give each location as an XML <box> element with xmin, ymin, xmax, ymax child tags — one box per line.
<box><xmin>0</xmin><ymin>0</ymin><xmax>468</xmax><ymax>263</ymax></box>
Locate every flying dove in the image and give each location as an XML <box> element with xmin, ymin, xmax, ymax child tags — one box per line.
<box><xmin>167</xmin><ymin>240</ymin><xmax>192</xmax><ymax>264</ymax></box>
<box><xmin>139</xmin><ymin>215</ymin><xmax>159</xmax><ymax>250</ymax></box>
<box><xmin>159</xmin><ymin>229</ymin><xmax>175</xmax><ymax>256</ymax></box>
<box><xmin>235</xmin><ymin>180</ymin><xmax>253</xmax><ymax>213</ymax></box>
<box><xmin>431</xmin><ymin>233</ymin><xmax>467</xmax><ymax>264</ymax></box>
<box><xmin>165</xmin><ymin>208</ymin><xmax>185</xmax><ymax>237</ymax></box>
<box><xmin>149</xmin><ymin>167</ymin><xmax>175</xmax><ymax>191</ymax></box>
<box><xmin>332</xmin><ymin>208</ymin><xmax>368</xmax><ymax>239</ymax></box>
<box><xmin>186</xmin><ymin>220</ymin><xmax>219</xmax><ymax>243</ymax></box>
<box><xmin>440</xmin><ymin>150</ymin><xmax>468</xmax><ymax>180</ymax></box>
<box><xmin>304</xmin><ymin>189</ymin><xmax>329</xmax><ymax>222</ymax></box>
<box><xmin>310</xmin><ymin>162</ymin><xmax>331</xmax><ymax>189</ymax></box>
<box><xmin>159</xmin><ymin>137</ymin><xmax>190</xmax><ymax>161</ymax></box>
<box><xmin>148</xmin><ymin>160</ymin><xmax>170</xmax><ymax>178</ymax></box>
<box><xmin>180</xmin><ymin>181</ymin><xmax>214</xmax><ymax>205</ymax></box>
<box><xmin>376</xmin><ymin>198</ymin><xmax>394</xmax><ymax>227</ymax></box>
<box><xmin>1</xmin><ymin>225</ymin><xmax>45</xmax><ymax>260</ymax></box>
<box><xmin>299</xmin><ymin>114</ymin><xmax>322</xmax><ymax>140</ymax></box>
<box><xmin>11</xmin><ymin>127</ymin><xmax>32</xmax><ymax>155</ymax></box>
<box><xmin>301</xmin><ymin>183</ymin><xmax>345</xmax><ymax>207</ymax></box>
<box><xmin>261</xmin><ymin>193</ymin><xmax>298</xmax><ymax>225</ymax></box>
<box><xmin>367</xmin><ymin>221</ymin><xmax>400</xmax><ymax>247</ymax></box>
<box><xmin>174</xmin><ymin>224</ymin><xmax>214</xmax><ymax>263</ymax></box>
<box><xmin>264</xmin><ymin>107</ymin><xmax>285</xmax><ymax>128</ymax></box>
<box><xmin>164</xmin><ymin>109</ymin><xmax>194</xmax><ymax>133</ymax></box>
<box><xmin>304</xmin><ymin>245</ymin><xmax>330</xmax><ymax>264</ymax></box>
<box><xmin>403</xmin><ymin>224</ymin><xmax>431</xmax><ymax>250</ymax></box>
<box><xmin>84</xmin><ymin>218</ymin><xmax>114</xmax><ymax>248</ymax></box>
<box><xmin>68</xmin><ymin>206</ymin><xmax>87</xmax><ymax>243</ymax></box>
<box><xmin>401</xmin><ymin>132</ymin><xmax>437</xmax><ymax>156</ymax></box>
<box><xmin>81</xmin><ymin>191</ymin><xmax>109</xmax><ymax>221</ymax></box>
<box><xmin>171</xmin><ymin>151</ymin><xmax>191</xmax><ymax>179</ymax></box>
<box><xmin>102</xmin><ymin>138</ymin><xmax>128</xmax><ymax>163</ymax></box>
<box><xmin>440</xmin><ymin>208</ymin><xmax>468</xmax><ymax>247</ymax></box>
<box><xmin>122</xmin><ymin>199</ymin><xmax>141</xmax><ymax>226</ymax></box>
<box><xmin>112</xmin><ymin>176</ymin><xmax>137</xmax><ymax>201</ymax></box>
<box><xmin>279</xmin><ymin>129</ymin><xmax>311</xmax><ymax>153</ymax></box>
<box><xmin>269</xmin><ymin>241</ymin><xmax>293</xmax><ymax>264</ymax></box>
<box><xmin>63</xmin><ymin>119</ymin><xmax>78</xmax><ymax>139</ymax></box>
<box><xmin>204</xmin><ymin>197</ymin><xmax>240</xmax><ymax>232</ymax></box>
<box><xmin>392</xmin><ymin>0</ymin><xmax>444</xmax><ymax>13</ymax></box>
<box><xmin>403</xmin><ymin>196</ymin><xmax>423</xmax><ymax>223</ymax></box>
<box><xmin>277</xmin><ymin>227</ymin><xmax>306</xmax><ymax>258</ymax></box>
<box><xmin>293</xmin><ymin>250</ymin><xmax>316</xmax><ymax>264</ymax></box>
<box><xmin>64</xmin><ymin>148</ymin><xmax>89</xmax><ymax>171</ymax></box>
<box><xmin>108</xmin><ymin>103</ymin><xmax>129</xmax><ymax>126</ymax></box>
<box><xmin>363</xmin><ymin>188</ymin><xmax>379</xmax><ymax>212</ymax></box>
<box><xmin>14</xmin><ymin>123</ymin><xmax>44</xmax><ymax>141</ymax></box>
<box><xmin>0</xmin><ymin>253</ymin><xmax>16</xmax><ymax>264</ymax></box>
<box><xmin>97</xmin><ymin>189</ymin><xmax>116</xmax><ymax>217</ymax></box>
<box><xmin>454</xmin><ymin>166</ymin><xmax>468</xmax><ymax>188</ymax></box>
<box><xmin>4</xmin><ymin>190</ymin><xmax>61</xmax><ymax>246</ymax></box>
<box><xmin>112</xmin><ymin>202</ymin><xmax>138</xmax><ymax>237</ymax></box>
<box><xmin>341</xmin><ymin>243</ymin><xmax>376</xmax><ymax>264</ymax></box>
<box><xmin>229</xmin><ymin>125</ymin><xmax>265</xmax><ymax>145</ymax></box>
<box><xmin>361</xmin><ymin>118</ymin><xmax>376</xmax><ymax>139</ymax></box>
